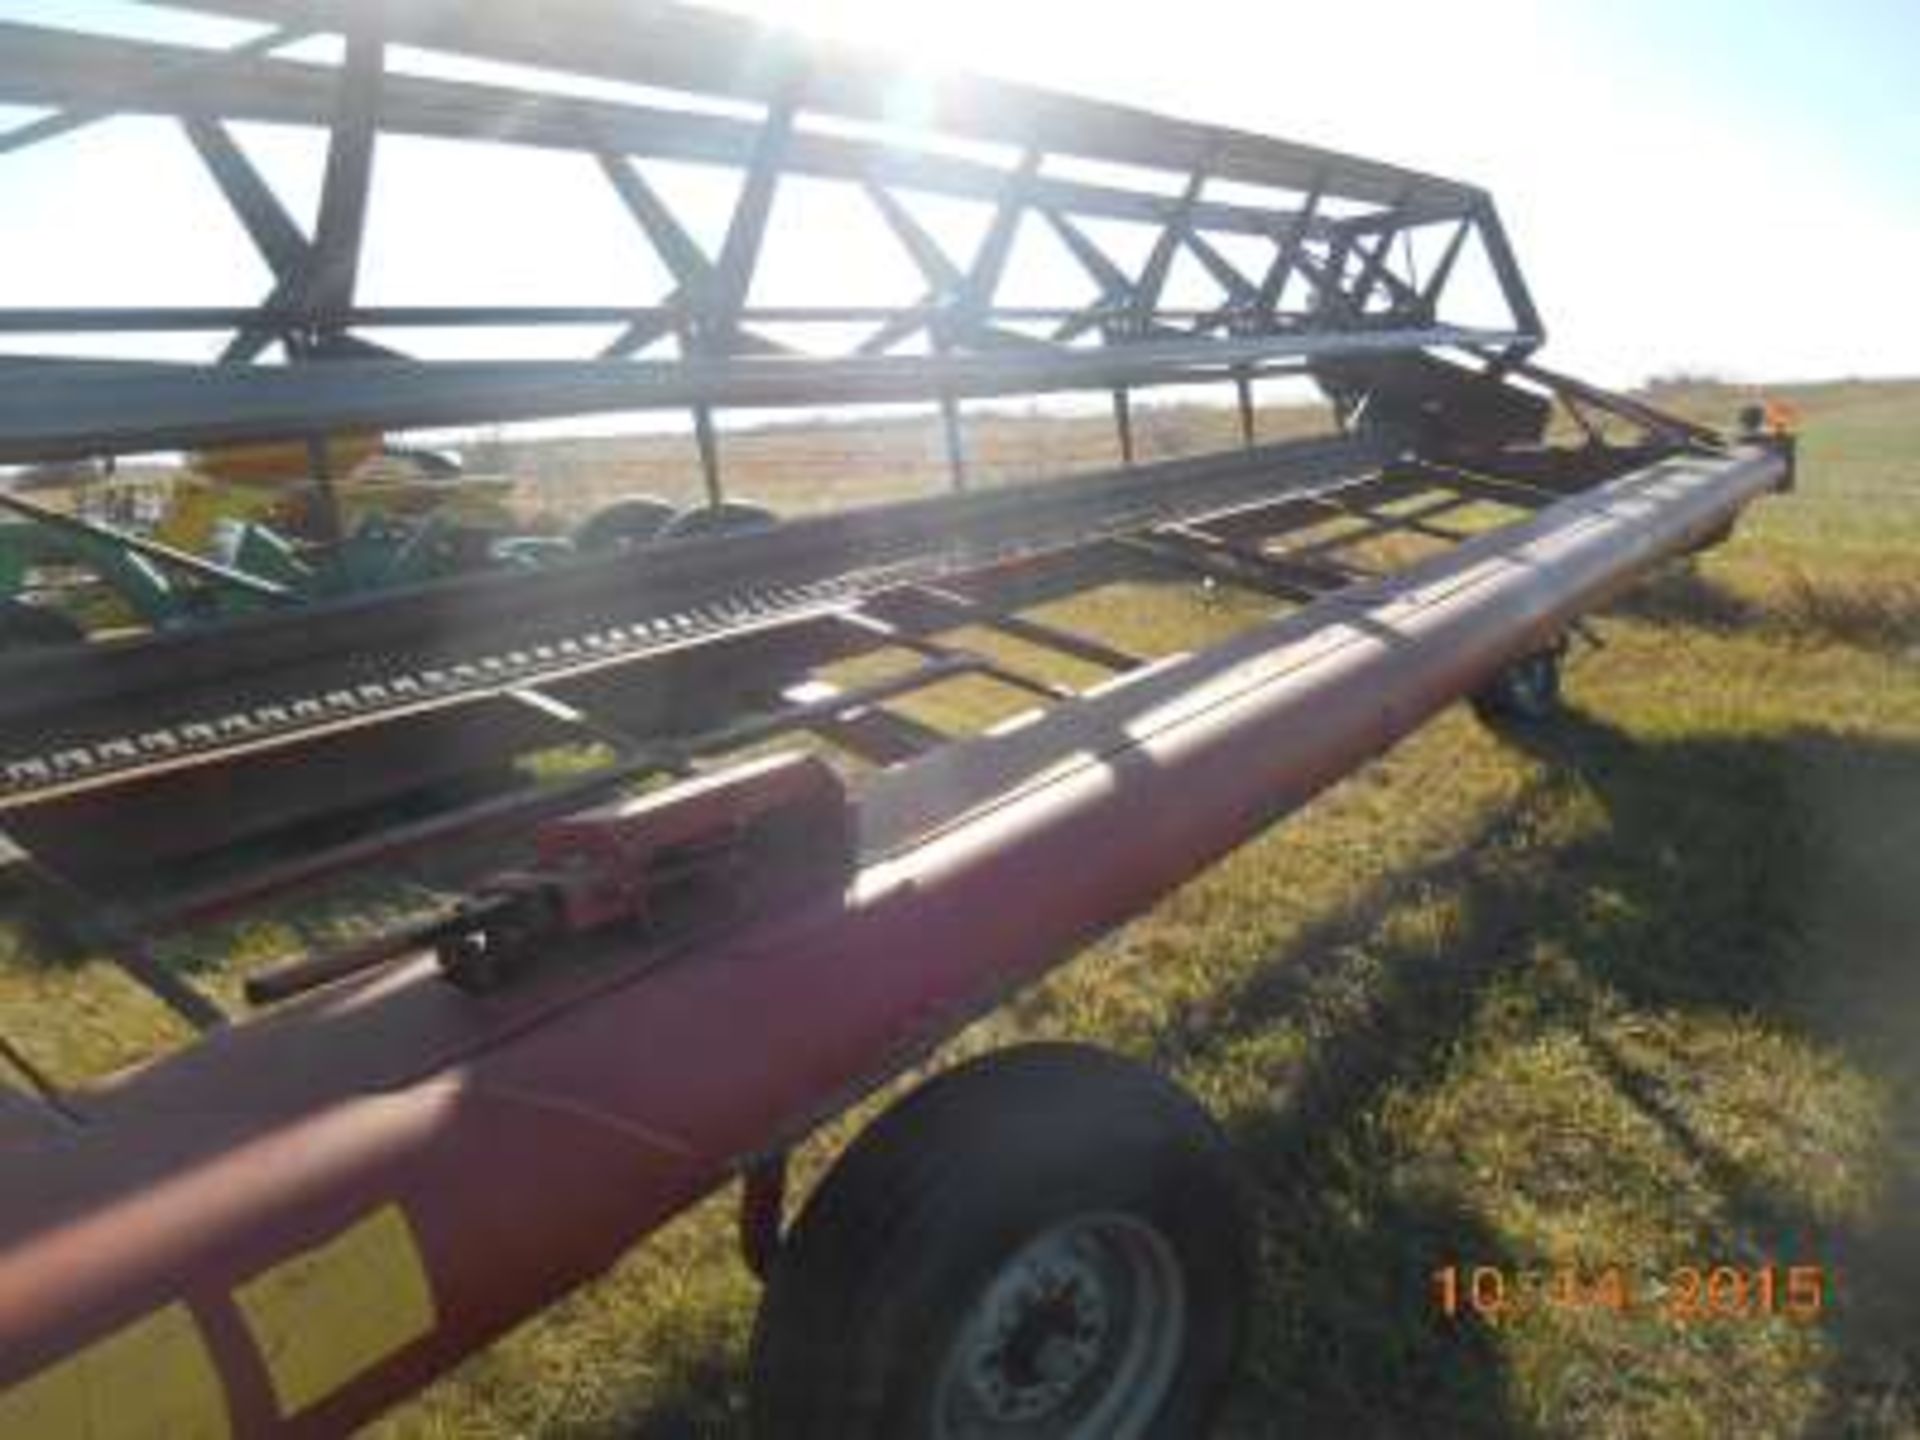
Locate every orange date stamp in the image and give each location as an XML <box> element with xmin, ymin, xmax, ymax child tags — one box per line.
<box><xmin>1432</xmin><ymin>1263</ymin><xmax>1836</xmax><ymax>1324</ymax></box>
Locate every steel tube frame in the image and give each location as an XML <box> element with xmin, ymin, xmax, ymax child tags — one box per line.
<box><xmin>0</xmin><ymin>443</ymin><xmax>1786</xmax><ymax>1438</ymax></box>
<box><xmin>0</xmin><ymin>3</ymin><xmax>1540</xmax><ymax>482</ymax></box>
<box><xmin>0</xmin><ymin>434</ymin><xmax>1393</xmax><ymax>801</ymax></box>
<box><xmin>0</xmin><ymin>328</ymin><xmax>1518</xmax><ymax>463</ymax></box>
<box><xmin>0</xmin><ymin>15</ymin><xmax>1752</xmax><ymax>1436</ymax></box>
<box><xmin>139</xmin><ymin>0</ymin><xmax>1476</xmax><ymax>209</ymax></box>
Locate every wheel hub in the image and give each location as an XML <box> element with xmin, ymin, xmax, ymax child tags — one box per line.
<box><xmin>965</xmin><ymin>1247</ymin><xmax>1111</xmax><ymax>1420</ymax></box>
<box><xmin>933</xmin><ymin>1213</ymin><xmax>1187</xmax><ymax>1439</ymax></box>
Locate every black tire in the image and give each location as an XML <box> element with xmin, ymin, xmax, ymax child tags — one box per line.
<box><xmin>749</xmin><ymin>1043</ymin><xmax>1253</xmax><ymax>1440</ymax></box>
<box><xmin>0</xmin><ymin>599</ymin><xmax>85</xmax><ymax>651</ymax></box>
<box><xmin>1470</xmin><ymin>644</ymin><xmax>1564</xmax><ymax>727</ymax></box>
<box><xmin>571</xmin><ymin>495</ymin><xmax>680</xmax><ymax>553</ymax></box>
<box><xmin>658</xmin><ymin>499</ymin><xmax>779</xmax><ymax>540</ymax></box>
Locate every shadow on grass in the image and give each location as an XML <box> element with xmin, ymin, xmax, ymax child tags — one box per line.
<box><xmin>618</xmin><ymin>1352</ymin><xmax>746</xmax><ymax>1440</ymax></box>
<box><xmin>1153</xmin><ymin>765</ymin><xmax>1575</xmax><ymax>1436</ymax></box>
<box><xmin>1605</xmin><ymin>562</ymin><xmax>1759</xmax><ymax>633</ymax></box>
<box><xmin>599</xmin><ymin>707</ymin><xmax>1919</xmax><ymax>1438</ymax></box>
<box><xmin>1518</xmin><ymin>715</ymin><xmax>1920</xmax><ymax>1440</ymax></box>
<box><xmin>1160</xmin><ymin>709</ymin><xmax>1920</xmax><ymax>1437</ymax></box>
<box><xmin>1609</xmin><ymin>560</ymin><xmax>1920</xmax><ymax>654</ymax></box>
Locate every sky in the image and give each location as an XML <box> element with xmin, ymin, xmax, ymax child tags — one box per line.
<box><xmin>0</xmin><ymin>0</ymin><xmax>1914</xmax><ymax>407</ymax></box>
<box><xmin>729</xmin><ymin>0</ymin><xmax>1919</xmax><ymax>385</ymax></box>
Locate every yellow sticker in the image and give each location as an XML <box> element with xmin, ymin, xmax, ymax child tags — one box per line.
<box><xmin>0</xmin><ymin>1302</ymin><xmax>231</xmax><ymax>1439</ymax></box>
<box><xmin>233</xmin><ymin>1203</ymin><xmax>437</xmax><ymax>1419</ymax></box>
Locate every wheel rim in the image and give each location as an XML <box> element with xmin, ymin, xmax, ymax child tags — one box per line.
<box><xmin>931</xmin><ymin>1212</ymin><xmax>1187</xmax><ymax>1440</ymax></box>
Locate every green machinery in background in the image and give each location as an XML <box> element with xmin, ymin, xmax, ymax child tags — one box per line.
<box><xmin>0</xmin><ymin>440</ymin><xmax>770</xmax><ymax>650</ymax></box>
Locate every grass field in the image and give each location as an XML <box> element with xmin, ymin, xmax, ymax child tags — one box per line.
<box><xmin>5</xmin><ymin>379</ymin><xmax>1917</xmax><ymax>1436</ymax></box>
<box><xmin>493</xmin><ymin>395</ymin><xmax>1334</xmax><ymax>522</ymax></box>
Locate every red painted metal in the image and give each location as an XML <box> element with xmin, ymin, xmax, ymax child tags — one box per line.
<box><xmin>0</xmin><ymin>446</ymin><xmax>1786</xmax><ymax>1436</ymax></box>
<box><xmin>530</xmin><ymin>752</ymin><xmax>850</xmax><ymax>933</ymax></box>
<box><xmin>239</xmin><ymin>752</ymin><xmax>849</xmax><ymax>1003</ymax></box>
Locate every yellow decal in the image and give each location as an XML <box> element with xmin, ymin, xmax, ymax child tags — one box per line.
<box><xmin>233</xmin><ymin>1204</ymin><xmax>437</xmax><ymax>1419</ymax></box>
<box><xmin>0</xmin><ymin>1302</ymin><xmax>230</xmax><ymax>1439</ymax></box>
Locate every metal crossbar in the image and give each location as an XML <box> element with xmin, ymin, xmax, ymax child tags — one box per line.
<box><xmin>0</xmin><ymin>2</ymin><xmax>1543</xmax><ymax>470</ymax></box>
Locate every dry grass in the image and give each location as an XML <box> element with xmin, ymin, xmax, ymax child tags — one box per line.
<box><xmin>493</xmin><ymin>400</ymin><xmax>1333</xmax><ymax>523</ymax></box>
